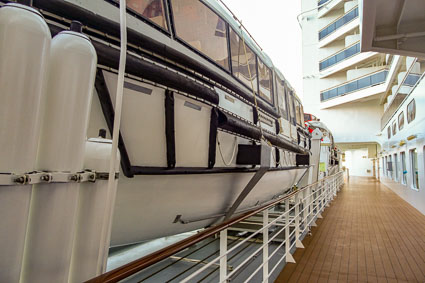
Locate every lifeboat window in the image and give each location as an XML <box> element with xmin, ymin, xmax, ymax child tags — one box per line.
<box><xmin>288</xmin><ymin>91</ymin><xmax>296</xmax><ymax>125</ymax></box>
<box><xmin>229</xmin><ymin>28</ymin><xmax>258</xmax><ymax>93</ymax></box>
<box><xmin>300</xmin><ymin>105</ymin><xmax>305</xmax><ymax>125</ymax></box>
<box><xmin>401</xmin><ymin>151</ymin><xmax>407</xmax><ymax>185</ymax></box>
<box><xmin>392</xmin><ymin>120</ymin><xmax>397</xmax><ymax>136</ymax></box>
<box><xmin>410</xmin><ymin>148</ymin><xmax>419</xmax><ymax>190</ymax></box>
<box><xmin>387</xmin><ymin>126</ymin><xmax>391</xmax><ymax>139</ymax></box>
<box><xmin>276</xmin><ymin>78</ymin><xmax>288</xmax><ymax>120</ymax></box>
<box><xmin>398</xmin><ymin>112</ymin><xmax>405</xmax><ymax>131</ymax></box>
<box><xmin>170</xmin><ymin>0</ymin><xmax>230</xmax><ymax>70</ymax></box>
<box><xmin>257</xmin><ymin>59</ymin><xmax>273</xmax><ymax>104</ymax></box>
<box><xmin>407</xmin><ymin>99</ymin><xmax>416</xmax><ymax>124</ymax></box>
<box><xmin>127</xmin><ymin>0</ymin><xmax>168</xmax><ymax>30</ymax></box>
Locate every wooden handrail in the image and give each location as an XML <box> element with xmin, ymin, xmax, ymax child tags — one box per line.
<box><xmin>86</xmin><ymin>172</ymin><xmax>343</xmax><ymax>283</ymax></box>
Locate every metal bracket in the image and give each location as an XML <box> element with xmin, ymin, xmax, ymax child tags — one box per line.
<box><xmin>223</xmin><ymin>142</ymin><xmax>271</xmax><ymax>222</ymax></box>
<box><xmin>0</xmin><ymin>170</ymin><xmax>117</xmax><ymax>186</ymax></box>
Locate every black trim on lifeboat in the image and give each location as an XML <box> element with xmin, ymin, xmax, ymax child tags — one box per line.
<box><xmin>94</xmin><ymin>69</ymin><xmax>134</xmax><ymax>178</ymax></box>
<box><xmin>165</xmin><ymin>90</ymin><xmax>176</xmax><ymax>169</ymax></box>
<box><xmin>217</xmin><ymin>110</ymin><xmax>309</xmax><ymax>155</ymax></box>
<box><xmin>131</xmin><ymin>166</ymin><xmax>308</xmax><ymax>175</ymax></box>
<box><xmin>32</xmin><ymin>0</ymin><xmax>280</xmax><ymax>118</ymax></box>
<box><xmin>208</xmin><ymin>109</ymin><xmax>218</xmax><ymax>169</ymax></box>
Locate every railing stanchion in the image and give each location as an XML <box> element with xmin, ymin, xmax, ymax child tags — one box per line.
<box><xmin>295</xmin><ymin>195</ymin><xmax>304</xmax><ymax>249</ymax></box>
<box><xmin>285</xmin><ymin>199</ymin><xmax>295</xmax><ymax>262</ymax></box>
<box><xmin>263</xmin><ymin>209</ymin><xmax>269</xmax><ymax>282</ymax></box>
<box><xmin>220</xmin><ymin>229</ymin><xmax>227</xmax><ymax>282</ymax></box>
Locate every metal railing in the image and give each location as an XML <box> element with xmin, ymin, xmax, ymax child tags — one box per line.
<box><xmin>319</xmin><ymin>42</ymin><xmax>360</xmax><ymax>71</ymax></box>
<box><xmin>320</xmin><ymin>69</ymin><xmax>388</xmax><ymax>102</ymax></box>
<box><xmin>319</xmin><ymin>6</ymin><xmax>359</xmax><ymax>40</ymax></box>
<box><xmin>87</xmin><ymin>171</ymin><xmax>344</xmax><ymax>283</ymax></box>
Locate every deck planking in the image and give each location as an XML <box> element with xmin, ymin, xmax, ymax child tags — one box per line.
<box><xmin>276</xmin><ymin>176</ymin><xmax>425</xmax><ymax>283</ymax></box>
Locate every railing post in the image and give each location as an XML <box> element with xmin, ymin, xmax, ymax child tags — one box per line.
<box><xmin>220</xmin><ymin>229</ymin><xmax>227</xmax><ymax>282</ymax></box>
<box><xmin>295</xmin><ymin>194</ymin><xmax>304</xmax><ymax>249</ymax></box>
<box><xmin>285</xmin><ymin>199</ymin><xmax>295</xmax><ymax>263</ymax></box>
<box><xmin>263</xmin><ymin>209</ymin><xmax>269</xmax><ymax>282</ymax></box>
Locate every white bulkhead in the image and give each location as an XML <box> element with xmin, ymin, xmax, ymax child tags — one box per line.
<box><xmin>21</xmin><ymin>22</ymin><xmax>97</xmax><ymax>283</ymax></box>
<box><xmin>0</xmin><ymin>3</ymin><xmax>51</xmax><ymax>282</ymax></box>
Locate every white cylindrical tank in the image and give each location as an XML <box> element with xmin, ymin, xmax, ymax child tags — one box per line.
<box><xmin>0</xmin><ymin>3</ymin><xmax>51</xmax><ymax>283</ymax></box>
<box><xmin>69</xmin><ymin>137</ymin><xmax>120</xmax><ymax>283</ymax></box>
<box><xmin>22</xmin><ymin>22</ymin><xmax>97</xmax><ymax>283</ymax></box>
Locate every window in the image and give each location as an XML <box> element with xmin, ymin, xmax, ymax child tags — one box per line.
<box><xmin>388</xmin><ymin>155</ymin><xmax>393</xmax><ymax>179</ymax></box>
<box><xmin>276</xmin><ymin>78</ymin><xmax>288</xmax><ymax>120</ymax></box>
<box><xmin>392</xmin><ymin>121</ymin><xmax>397</xmax><ymax>136</ymax></box>
<box><xmin>288</xmin><ymin>91</ymin><xmax>296</xmax><ymax>125</ymax></box>
<box><xmin>257</xmin><ymin>59</ymin><xmax>273</xmax><ymax>104</ymax></box>
<box><xmin>171</xmin><ymin>0</ymin><xmax>229</xmax><ymax>70</ymax></box>
<box><xmin>229</xmin><ymin>28</ymin><xmax>258</xmax><ymax>92</ymax></box>
<box><xmin>382</xmin><ymin>157</ymin><xmax>385</xmax><ymax>176</ymax></box>
<box><xmin>398</xmin><ymin>112</ymin><xmax>405</xmax><ymax>131</ymax></box>
<box><xmin>407</xmin><ymin>99</ymin><xmax>416</xmax><ymax>123</ymax></box>
<box><xmin>300</xmin><ymin>105</ymin><xmax>305</xmax><ymax>125</ymax></box>
<box><xmin>127</xmin><ymin>0</ymin><xmax>168</xmax><ymax>30</ymax></box>
<box><xmin>385</xmin><ymin>156</ymin><xmax>388</xmax><ymax>176</ymax></box>
<box><xmin>401</xmin><ymin>151</ymin><xmax>407</xmax><ymax>185</ymax></box>
<box><xmin>387</xmin><ymin>126</ymin><xmax>391</xmax><ymax>139</ymax></box>
<box><xmin>394</xmin><ymin>154</ymin><xmax>398</xmax><ymax>181</ymax></box>
<box><xmin>295</xmin><ymin>99</ymin><xmax>302</xmax><ymax>126</ymax></box>
<box><xmin>410</xmin><ymin>149</ymin><xmax>419</xmax><ymax>190</ymax></box>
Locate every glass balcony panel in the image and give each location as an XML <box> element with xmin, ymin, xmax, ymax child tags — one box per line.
<box><xmin>358</xmin><ymin>76</ymin><xmax>371</xmax><ymax>89</ymax></box>
<box><xmin>320</xmin><ymin>70</ymin><xmax>388</xmax><ymax>102</ymax></box>
<box><xmin>319</xmin><ymin>43</ymin><xmax>361</xmax><ymax>70</ymax></box>
<box><xmin>318</xmin><ymin>7</ymin><xmax>359</xmax><ymax>40</ymax></box>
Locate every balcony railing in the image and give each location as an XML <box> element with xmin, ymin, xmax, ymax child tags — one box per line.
<box><xmin>319</xmin><ymin>42</ymin><xmax>360</xmax><ymax>71</ymax></box>
<box><xmin>318</xmin><ymin>0</ymin><xmax>331</xmax><ymax>10</ymax></box>
<box><xmin>403</xmin><ymin>73</ymin><xmax>421</xmax><ymax>86</ymax></box>
<box><xmin>381</xmin><ymin>72</ymin><xmax>424</xmax><ymax>129</ymax></box>
<box><xmin>319</xmin><ymin>7</ymin><xmax>358</xmax><ymax>40</ymax></box>
<box><xmin>320</xmin><ymin>69</ymin><xmax>388</xmax><ymax>102</ymax></box>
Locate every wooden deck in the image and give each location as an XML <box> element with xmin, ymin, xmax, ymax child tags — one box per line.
<box><xmin>276</xmin><ymin>176</ymin><xmax>425</xmax><ymax>283</ymax></box>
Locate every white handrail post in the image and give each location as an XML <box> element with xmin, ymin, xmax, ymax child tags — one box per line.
<box><xmin>295</xmin><ymin>194</ymin><xmax>304</xmax><ymax>248</ymax></box>
<box><xmin>220</xmin><ymin>229</ymin><xmax>227</xmax><ymax>282</ymax></box>
<box><xmin>263</xmin><ymin>209</ymin><xmax>269</xmax><ymax>282</ymax></box>
<box><xmin>285</xmin><ymin>199</ymin><xmax>295</xmax><ymax>263</ymax></box>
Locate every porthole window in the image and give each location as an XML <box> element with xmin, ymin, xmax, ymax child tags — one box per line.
<box><xmin>407</xmin><ymin>99</ymin><xmax>416</xmax><ymax>124</ymax></box>
<box><xmin>398</xmin><ymin>112</ymin><xmax>404</xmax><ymax>131</ymax></box>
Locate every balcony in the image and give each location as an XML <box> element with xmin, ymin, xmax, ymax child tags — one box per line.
<box><xmin>381</xmin><ymin>72</ymin><xmax>423</xmax><ymax>129</ymax></box>
<box><xmin>319</xmin><ymin>7</ymin><xmax>359</xmax><ymax>41</ymax></box>
<box><xmin>318</xmin><ymin>0</ymin><xmax>331</xmax><ymax>10</ymax></box>
<box><xmin>320</xmin><ymin>69</ymin><xmax>388</xmax><ymax>102</ymax></box>
<box><xmin>319</xmin><ymin>42</ymin><xmax>360</xmax><ymax>71</ymax></box>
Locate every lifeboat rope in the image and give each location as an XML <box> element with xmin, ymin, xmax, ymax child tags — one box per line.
<box><xmin>217</xmin><ymin>135</ymin><xmax>238</xmax><ymax>166</ymax></box>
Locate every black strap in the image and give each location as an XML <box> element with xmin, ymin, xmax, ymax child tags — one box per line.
<box><xmin>165</xmin><ymin>90</ymin><xmax>176</xmax><ymax>169</ymax></box>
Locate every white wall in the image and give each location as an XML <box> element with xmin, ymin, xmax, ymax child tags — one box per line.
<box><xmin>343</xmin><ymin>148</ymin><xmax>373</xmax><ymax>176</ymax></box>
